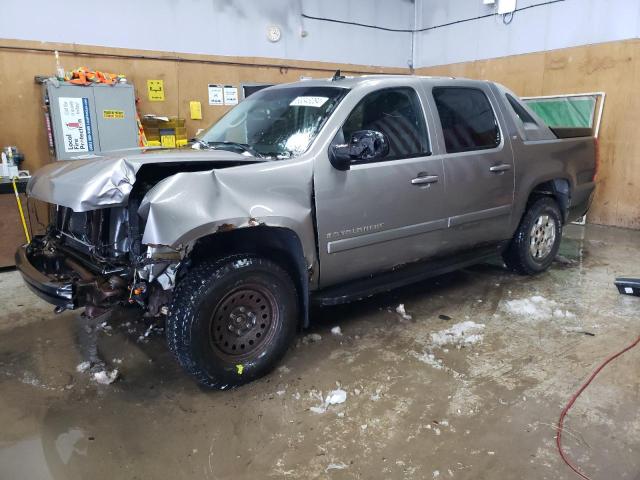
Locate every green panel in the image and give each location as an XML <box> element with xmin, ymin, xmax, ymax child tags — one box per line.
<box><xmin>524</xmin><ymin>97</ymin><xmax>596</xmax><ymax>128</ymax></box>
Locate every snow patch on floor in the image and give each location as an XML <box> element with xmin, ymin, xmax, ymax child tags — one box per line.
<box><xmin>412</xmin><ymin>351</ymin><xmax>445</xmax><ymax>370</ymax></box>
<box><xmin>503</xmin><ymin>295</ymin><xmax>576</xmax><ymax>321</ymax></box>
<box><xmin>430</xmin><ymin>321</ymin><xmax>485</xmax><ymax>348</ymax></box>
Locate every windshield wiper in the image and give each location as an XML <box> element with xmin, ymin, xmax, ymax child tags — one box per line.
<box><xmin>206</xmin><ymin>141</ymin><xmax>264</xmax><ymax>158</ymax></box>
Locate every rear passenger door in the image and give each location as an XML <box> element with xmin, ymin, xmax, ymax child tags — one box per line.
<box><xmin>429</xmin><ymin>85</ymin><xmax>515</xmax><ymax>248</ymax></box>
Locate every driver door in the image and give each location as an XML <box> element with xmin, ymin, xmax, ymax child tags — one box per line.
<box><xmin>314</xmin><ymin>86</ymin><xmax>450</xmax><ymax>287</ymax></box>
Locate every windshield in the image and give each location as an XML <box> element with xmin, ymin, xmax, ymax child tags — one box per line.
<box><xmin>196</xmin><ymin>86</ymin><xmax>348</xmax><ymax>159</ymax></box>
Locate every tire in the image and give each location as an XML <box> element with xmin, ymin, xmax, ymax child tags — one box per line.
<box><xmin>503</xmin><ymin>197</ymin><xmax>563</xmax><ymax>275</ymax></box>
<box><xmin>166</xmin><ymin>255</ymin><xmax>298</xmax><ymax>389</ymax></box>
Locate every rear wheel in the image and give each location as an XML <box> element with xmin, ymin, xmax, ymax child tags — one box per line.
<box><xmin>167</xmin><ymin>255</ymin><xmax>298</xmax><ymax>389</ymax></box>
<box><xmin>503</xmin><ymin>197</ymin><xmax>563</xmax><ymax>275</ymax></box>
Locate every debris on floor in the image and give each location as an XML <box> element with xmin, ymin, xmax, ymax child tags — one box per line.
<box><xmin>310</xmin><ymin>388</ymin><xmax>348</xmax><ymax>413</ymax></box>
<box><xmin>431</xmin><ymin>321</ymin><xmax>485</xmax><ymax>348</ymax></box>
<box><xmin>395</xmin><ymin>303</ymin><xmax>412</xmax><ymax>321</ymax></box>
<box><xmin>331</xmin><ymin>326</ymin><xmax>342</xmax><ymax>336</ymax></box>
<box><xmin>76</xmin><ymin>361</ymin><xmax>91</xmax><ymax>373</ymax></box>
<box><xmin>302</xmin><ymin>333</ymin><xmax>322</xmax><ymax>344</ymax></box>
<box><xmin>325</xmin><ymin>462</ymin><xmax>348</xmax><ymax>472</ymax></box>
<box><xmin>555</xmin><ymin>254</ymin><xmax>578</xmax><ymax>266</ymax></box>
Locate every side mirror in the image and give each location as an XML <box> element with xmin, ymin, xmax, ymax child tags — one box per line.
<box><xmin>329</xmin><ymin>130</ymin><xmax>389</xmax><ymax>171</ymax></box>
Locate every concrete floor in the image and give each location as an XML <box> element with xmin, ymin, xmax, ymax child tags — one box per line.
<box><xmin>0</xmin><ymin>224</ymin><xmax>639</xmax><ymax>479</ymax></box>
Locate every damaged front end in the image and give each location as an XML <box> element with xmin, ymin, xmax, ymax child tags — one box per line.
<box><xmin>16</xmin><ymin>204</ymin><xmax>183</xmax><ymax>319</ymax></box>
<box><xmin>15</xmin><ymin>149</ymin><xmax>269</xmax><ymax>318</ymax></box>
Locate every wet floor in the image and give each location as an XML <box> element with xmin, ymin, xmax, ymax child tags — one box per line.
<box><xmin>1</xmin><ymin>224</ymin><xmax>639</xmax><ymax>479</ymax></box>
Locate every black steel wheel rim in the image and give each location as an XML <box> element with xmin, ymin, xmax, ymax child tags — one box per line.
<box><xmin>209</xmin><ymin>283</ymin><xmax>279</xmax><ymax>360</ymax></box>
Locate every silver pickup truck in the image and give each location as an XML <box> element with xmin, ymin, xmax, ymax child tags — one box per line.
<box><xmin>16</xmin><ymin>75</ymin><xmax>596</xmax><ymax>388</ymax></box>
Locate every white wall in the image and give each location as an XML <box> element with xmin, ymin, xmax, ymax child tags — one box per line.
<box><xmin>0</xmin><ymin>0</ymin><xmax>415</xmax><ymax>68</ymax></box>
<box><xmin>414</xmin><ymin>0</ymin><xmax>640</xmax><ymax>67</ymax></box>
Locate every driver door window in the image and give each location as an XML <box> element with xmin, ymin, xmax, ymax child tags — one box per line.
<box><xmin>340</xmin><ymin>88</ymin><xmax>430</xmax><ymax>160</ymax></box>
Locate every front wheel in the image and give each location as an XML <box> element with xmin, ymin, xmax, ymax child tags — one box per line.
<box><xmin>166</xmin><ymin>255</ymin><xmax>298</xmax><ymax>389</ymax></box>
<box><xmin>503</xmin><ymin>197</ymin><xmax>563</xmax><ymax>275</ymax></box>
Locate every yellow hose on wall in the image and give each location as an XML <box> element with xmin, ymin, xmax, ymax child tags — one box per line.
<box><xmin>12</xmin><ymin>177</ymin><xmax>30</xmax><ymax>244</ymax></box>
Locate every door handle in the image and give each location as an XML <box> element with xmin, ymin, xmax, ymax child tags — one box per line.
<box><xmin>489</xmin><ymin>164</ymin><xmax>512</xmax><ymax>173</ymax></box>
<box><xmin>411</xmin><ymin>175</ymin><xmax>439</xmax><ymax>185</ymax></box>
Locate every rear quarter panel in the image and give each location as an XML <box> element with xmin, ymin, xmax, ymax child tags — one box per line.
<box><xmin>510</xmin><ymin>136</ymin><xmax>596</xmax><ymax>232</ymax></box>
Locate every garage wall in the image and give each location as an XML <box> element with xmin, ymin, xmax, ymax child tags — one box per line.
<box><xmin>0</xmin><ymin>38</ymin><xmax>405</xmax><ymax>174</ymax></box>
<box><xmin>414</xmin><ymin>0</ymin><xmax>640</xmax><ymax>67</ymax></box>
<box><xmin>0</xmin><ymin>0</ymin><xmax>414</xmax><ymax>68</ymax></box>
<box><xmin>418</xmin><ymin>39</ymin><xmax>640</xmax><ymax>229</ymax></box>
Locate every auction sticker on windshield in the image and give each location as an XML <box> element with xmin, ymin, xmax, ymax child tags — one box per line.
<box><xmin>290</xmin><ymin>96</ymin><xmax>329</xmax><ymax>107</ymax></box>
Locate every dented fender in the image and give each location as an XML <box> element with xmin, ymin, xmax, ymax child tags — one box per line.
<box><xmin>138</xmin><ymin>158</ymin><xmax>318</xmax><ymax>280</ymax></box>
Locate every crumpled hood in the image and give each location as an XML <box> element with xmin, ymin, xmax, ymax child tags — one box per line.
<box><xmin>27</xmin><ymin>149</ymin><xmax>261</xmax><ymax>212</ymax></box>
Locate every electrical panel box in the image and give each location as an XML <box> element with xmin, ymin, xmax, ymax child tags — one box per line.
<box><xmin>43</xmin><ymin>81</ymin><xmax>138</xmax><ymax>160</ymax></box>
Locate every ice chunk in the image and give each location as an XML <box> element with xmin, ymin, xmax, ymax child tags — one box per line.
<box><xmin>395</xmin><ymin>303</ymin><xmax>412</xmax><ymax>321</ymax></box>
<box><xmin>326</xmin><ymin>389</ymin><xmax>347</xmax><ymax>405</ymax></box>
<box><xmin>92</xmin><ymin>369</ymin><xmax>119</xmax><ymax>385</ymax></box>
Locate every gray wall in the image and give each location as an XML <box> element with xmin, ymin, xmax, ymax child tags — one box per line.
<box><xmin>3</xmin><ymin>0</ymin><xmax>639</xmax><ymax>69</ymax></box>
<box><xmin>0</xmin><ymin>0</ymin><xmax>414</xmax><ymax>68</ymax></box>
<box><xmin>414</xmin><ymin>0</ymin><xmax>640</xmax><ymax>67</ymax></box>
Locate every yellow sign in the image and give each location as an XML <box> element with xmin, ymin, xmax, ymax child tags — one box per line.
<box><xmin>189</xmin><ymin>101</ymin><xmax>202</xmax><ymax>120</ymax></box>
<box><xmin>103</xmin><ymin>109</ymin><xmax>125</xmax><ymax>119</ymax></box>
<box><xmin>147</xmin><ymin>79</ymin><xmax>165</xmax><ymax>101</ymax></box>
<box><xmin>160</xmin><ymin>134</ymin><xmax>176</xmax><ymax>148</ymax></box>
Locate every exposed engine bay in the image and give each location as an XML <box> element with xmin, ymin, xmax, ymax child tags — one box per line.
<box><xmin>30</xmin><ymin>197</ymin><xmax>181</xmax><ymax>318</ymax></box>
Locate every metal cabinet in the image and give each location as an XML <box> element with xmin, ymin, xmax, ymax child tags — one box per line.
<box><xmin>44</xmin><ymin>81</ymin><xmax>138</xmax><ymax>160</ymax></box>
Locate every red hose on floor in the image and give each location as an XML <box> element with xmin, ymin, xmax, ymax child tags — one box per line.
<box><xmin>556</xmin><ymin>334</ymin><xmax>640</xmax><ymax>479</ymax></box>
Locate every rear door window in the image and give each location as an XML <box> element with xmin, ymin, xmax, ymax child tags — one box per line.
<box><xmin>432</xmin><ymin>87</ymin><xmax>501</xmax><ymax>153</ymax></box>
<box><xmin>341</xmin><ymin>87</ymin><xmax>430</xmax><ymax>160</ymax></box>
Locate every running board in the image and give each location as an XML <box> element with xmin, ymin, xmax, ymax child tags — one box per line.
<box><xmin>312</xmin><ymin>246</ymin><xmax>503</xmax><ymax>307</ymax></box>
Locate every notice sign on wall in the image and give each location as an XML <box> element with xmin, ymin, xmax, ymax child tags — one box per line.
<box><xmin>147</xmin><ymin>79</ymin><xmax>165</xmax><ymax>101</ymax></box>
<box><xmin>208</xmin><ymin>84</ymin><xmax>223</xmax><ymax>105</ymax></box>
<box><xmin>58</xmin><ymin>97</ymin><xmax>94</xmax><ymax>153</ymax></box>
<box><xmin>223</xmin><ymin>86</ymin><xmax>238</xmax><ymax>105</ymax></box>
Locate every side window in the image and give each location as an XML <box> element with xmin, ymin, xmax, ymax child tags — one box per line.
<box><xmin>506</xmin><ymin>93</ymin><xmax>537</xmax><ymax>126</ymax></box>
<box><xmin>341</xmin><ymin>87</ymin><xmax>429</xmax><ymax>160</ymax></box>
<box><xmin>432</xmin><ymin>87</ymin><xmax>501</xmax><ymax>153</ymax></box>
